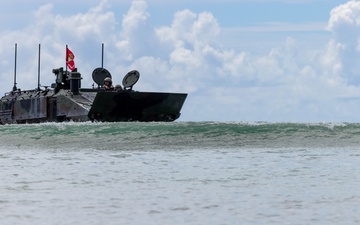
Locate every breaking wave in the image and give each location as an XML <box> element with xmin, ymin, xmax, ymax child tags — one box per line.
<box><xmin>1</xmin><ymin>121</ymin><xmax>360</xmax><ymax>150</ymax></box>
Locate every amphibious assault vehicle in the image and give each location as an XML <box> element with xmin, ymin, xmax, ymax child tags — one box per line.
<box><xmin>0</xmin><ymin>45</ymin><xmax>187</xmax><ymax>124</ymax></box>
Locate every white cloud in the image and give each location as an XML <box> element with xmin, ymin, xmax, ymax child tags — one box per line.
<box><xmin>327</xmin><ymin>0</ymin><xmax>360</xmax><ymax>85</ymax></box>
<box><xmin>116</xmin><ymin>0</ymin><xmax>151</xmax><ymax>61</ymax></box>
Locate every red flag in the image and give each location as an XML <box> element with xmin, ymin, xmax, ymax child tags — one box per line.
<box><xmin>66</xmin><ymin>47</ymin><xmax>75</xmax><ymax>71</ymax></box>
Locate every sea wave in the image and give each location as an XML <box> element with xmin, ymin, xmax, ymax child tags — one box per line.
<box><xmin>1</xmin><ymin>121</ymin><xmax>360</xmax><ymax>150</ymax></box>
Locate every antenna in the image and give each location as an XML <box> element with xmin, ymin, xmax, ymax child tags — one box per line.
<box><xmin>101</xmin><ymin>43</ymin><xmax>104</xmax><ymax>68</ymax></box>
<box><xmin>12</xmin><ymin>43</ymin><xmax>17</xmax><ymax>92</ymax></box>
<box><xmin>37</xmin><ymin>44</ymin><xmax>41</xmax><ymax>90</ymax></box>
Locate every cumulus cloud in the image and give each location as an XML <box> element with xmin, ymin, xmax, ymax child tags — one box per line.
<box><xmin>116</xmin><ymin>0</ymin><xmax>151</xmax><ymax>61</ymax></box>
<box><xmin>327</xmin><ymin>0</ymin><xmax>360</xmax><ymax>85</ymax></box>
<box><xmin>0</xmin><ymin>0</ymin><xmax>117</xmax><ymax>91</ymax></box>
<box><xmin>1</xmin><ymin>0</ymin><xmax>360</xmax><ymax>121</ymax></box>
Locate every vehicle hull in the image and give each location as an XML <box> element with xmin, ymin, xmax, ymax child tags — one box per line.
<box><xmin>0</xmin><ymin>89</ymin><xmax>187</xmax><ymax>124</ymax></box>
<box><xmin>88</xmin><ymin>92</ymin><xmax>187</xmax><ymax>122</ymax></box>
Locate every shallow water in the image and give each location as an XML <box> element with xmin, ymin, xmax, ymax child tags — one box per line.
<box><xmin>1</xmin><ymin>122</ymin><xmax>360</xmax><ymax>224</ymax></box>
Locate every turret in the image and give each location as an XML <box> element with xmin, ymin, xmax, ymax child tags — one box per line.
<box><xmin>51</xmin><ymin>67</ymin><xmax>82</xmax><ymax>94</ymax></box>
<box><xmin>51</xmin><ymin>67</ymin><xmax>70</xmax><ymax>93</ymax></box>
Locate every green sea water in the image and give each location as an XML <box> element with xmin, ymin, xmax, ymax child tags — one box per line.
<box><xmin>1</xmin><ymin>121</ymin><xmax>360</xmax><ymax>150</ymax></box>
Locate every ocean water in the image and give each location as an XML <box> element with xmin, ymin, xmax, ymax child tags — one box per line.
<box><xmin>1</xmin><ymin>121</ymin><xmax>360</xmax><ymax>225</ymax></box>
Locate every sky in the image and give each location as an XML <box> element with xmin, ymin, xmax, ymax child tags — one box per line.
<box><xmin>0</xmin><ymin>0</ymin><xmax>358</xmax><ymax>122</ymax></box>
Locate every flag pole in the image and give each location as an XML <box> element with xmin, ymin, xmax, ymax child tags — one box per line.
<box><xmin>12</xmin><ymin>43</ymin><xmax>17</xmax><ymax>92</ymax></box>
<box><xmin>37</xmin><ymin>44</ymin><xmax>41</xmax><ymax>90</ymax></box>
<box><xmin>65</xmin><ymin>44</ymin><xmax>68</xmax><ymax>74</ymax></box>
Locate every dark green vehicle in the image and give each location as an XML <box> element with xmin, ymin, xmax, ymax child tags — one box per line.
<box><xmin>0</xmin><ymin>67</ymin><xmax>187</xmax><ymax>124</ymax></box>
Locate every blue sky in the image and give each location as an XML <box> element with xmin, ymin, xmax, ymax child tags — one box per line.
<box><xmin>0</xmin><ymin>0</ymin><xmax>358</xmax><ymax>122</ymax></box>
